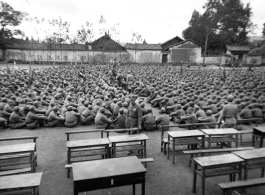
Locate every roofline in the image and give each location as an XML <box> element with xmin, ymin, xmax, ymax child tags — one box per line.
<box><xmin>161</xmin><ymin>35</ymin><xmax>184</xmax><ymax>46</ymax></box>
<box><xmin>162</xmin><ymin>39</ymin><xmax>201</xmax><ymax>51</ymax></box>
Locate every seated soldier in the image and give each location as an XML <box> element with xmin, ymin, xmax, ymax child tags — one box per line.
<box><xmin>169</xmin><ymin>104</ymin><xmax>185</xmax><ymax>123</ymax></box>
<box><xmin>47</xmin><ymin>106</ymin><xmax>65</xmax><ymax>127</ymax></box>
<box><xmin>180</xmin><ymin>107</ymin><xmax>198</xmax><ymax>124</ymax></box>
<box><xmin>25</xmin><ymin>106</ymin><xmax>47</xmax><ymax>129</ymax></box>
<box><xmin>142</xmin><ymin>108</ymin><xmax>156</xmax><ymax>131</ymax></box>
<box><xmin>155</xmin><ymin>108</ymin><xmax>170</xmax><ymax>130</ymax></box>
<box><xmin>250</xmin><ymin>103</ymin><xmax>263</xmax><ymax>123</ymax></box>
<box><xmin>140</xmin><ymin>103</ymin><xmax>148</xmax><ymax>116</ymax></box>
<box><xmin>80</xmin><ymin>104</ymin><xmax>95</xmax><ymax>125</ymax></box>
<box><xmin>95</xmin><ymin>108</ymin><xmax>113</xmax><ymax>129</ymax></box>
<box><xmin>112</xmin><ymin>108</ymin><xmax>127</xmax><ymax>131</ymax></box>
<box><xmin>9</xmin><ymin>106</ymin><xmax>26</xmax><ymax>129</ymax></box>
<box><xmin>239</xmin><ymin>102</ymin><xmax>252</xmax><ymax>125</ymax></box>
<box><xmin>0</xmin><ymin>117</ymin><xmax>8</xmax><ymax>129</ymax></box>
<box><xmin>197</xmin><ymin>110</ymin><xmax>217</xmax><ymax>128</ymax></box>
<box><xmin>64</xmin><ymin>106</ymin><xmax>80</xmax><ymax>128</ymax></box>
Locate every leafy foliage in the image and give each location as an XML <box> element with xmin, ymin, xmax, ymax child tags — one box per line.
<box><xmin>182</xmin><ymin>0</ymin><xmax>256</xmax><ymax>54</ymax></box>
<box><xmin>0</xmin><ymin>1</ymin><xmax>27</xmax><ymax>49</ymax></box>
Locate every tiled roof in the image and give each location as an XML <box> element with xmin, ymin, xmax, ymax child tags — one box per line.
<box><xmin>248</xmin><ymin>45</ymin><xmax>265</xmax><ymax>56</ymax></box>
<box><xmin>7</xmin><ymin>42</ymin><xmax>89</xmax><ymax>51</ymax></box>
<box><xmin>165</xmin><ymin>39</ymin><xmax>201</xmax><ymax>50</ymax></box>
<box><xmin>226</xmin><ymin>45</ymin><xmax>251</xmax><ymax>52</ymax></box>
<box><xmin>125</xmin><ymin>43</ymin><xmax>161</xmax><ymax>50</ymax></box>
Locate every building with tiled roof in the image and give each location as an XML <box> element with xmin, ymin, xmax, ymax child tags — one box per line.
<box><xmin>125</xmin><ymin>41</ymin><xmax>162</xmax><ymax>63</ymax></box>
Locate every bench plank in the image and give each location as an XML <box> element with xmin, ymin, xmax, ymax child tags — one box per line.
<box><xmin>218</xmin><ymin>177</ymin><xmax>265</xmax><ymax>190</ymax></box>
<box><xmin>183</xmin><ymin>147</ymin><xmax>255</xmax><ymax>154</ymax></box>
<box><xmin>0</xmin><ymin>136</ymin><xmax>38</xmax><ymax>142</ymax></box>
<box><xmin>0</xmin><ymin>172</ymin><xmax>42</xmax><ymax>190</ymax></box>
<box><xmin>0</xmin><ymin>168</ymin><xmax>32</xmax><ymax>177</ymax></box>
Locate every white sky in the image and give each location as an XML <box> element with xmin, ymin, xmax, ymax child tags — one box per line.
<box><xmin>5</xmin><ymin>0</ymin><xmax>265</xmax><ymax>44</ymax></box>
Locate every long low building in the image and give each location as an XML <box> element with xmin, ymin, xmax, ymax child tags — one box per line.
<box><xmin>0</xmin><ymin>33</ymin><xmax>205</xmax><ymax>64</ymax></box>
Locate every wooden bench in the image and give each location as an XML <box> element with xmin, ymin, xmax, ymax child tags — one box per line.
<box><xmin>65</xmin><ymin>129</ymin><xmax>105</xmax><ymax>141</ymax></box>
<box><xmin>0</xmin><ymin>137</ymin><xmax>38</xmax><ymax>175</ymax></box>
<box><xmin>65</xmin><ymin>157</ymin><xmax>154</xmax><ymax>170</ymax></box>
<box><xmin>161</xmin><ymin>122</ymin><xmax>220</xmax><ymax>154</ymax></box>
<box><xmin>218</xmin><ymin>177</ymin><xmax>265</xmax><ymax>195</ymax></box>
<box><xmin>0</xmin><ymin>172</ymin><xmax>43</xmax><ymax>195</ymax></box>
<box><xmin>105</xmin><ymin>128</ymin><xmax>140</xmax><ymax>137</ymax></box>
<box><xmin>183</xmin><ymin>147</ymin><xmax>255</xmax><ymax>167</ymax></box>
<box><xmin>236</xmin><ymin>118</ymin><xmax>260</xmax><ymax>127</ymax></box>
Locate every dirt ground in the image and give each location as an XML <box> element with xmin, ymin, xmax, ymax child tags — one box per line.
<box><xmin>1</xmin><ymin>98</ymin><xmax>265</xmax><ymax>195</ymax></box>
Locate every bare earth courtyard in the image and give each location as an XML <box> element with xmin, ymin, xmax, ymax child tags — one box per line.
<box><xmin>0</xmin><ymin>97</ymin><xmax>265</xmax><ymax>195</ymax></box>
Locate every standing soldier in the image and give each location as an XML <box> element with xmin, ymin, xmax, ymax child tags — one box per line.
<box><xmin>127</xmin><ymin>71</ymin><xmax>134</xmax><ymax>93</ymax></box>
<box><xmin>127</xmin><ymin>94</ymin><xmax>142</xmax><ymax>134</ymax></box>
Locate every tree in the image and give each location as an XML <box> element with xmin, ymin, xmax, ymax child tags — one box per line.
<box><xmin>76</xmin><ymin>21</ymin><xmax>95</xmax><ymax>43</ymax></box>
<box><xmin>182</xmin><ymin>0</ymin><xmax>256</xmax><ymax>57</ymax></box>
<box><xmin>0</xmin><ymin>1</ymin><xmax>27</xmax><ymax>59</ymax></box>
<box><xmin>131</xmin><ymin>32</ymin><xmax>143</xmax><ymax>62</ymax></box>
<box><xmin>262</xmin><ymin>23</ymin><xmax>265</xmax><ymax>37</ymax></box>
<box><xmin>76</xmin><ymin>21</ymin><xmax>95</xmax><ymax>64</ymax></box>
<box><xmin>45</xmin><ymin>17</ymin><xmax>71</xmax><ymax>62</ymax></box>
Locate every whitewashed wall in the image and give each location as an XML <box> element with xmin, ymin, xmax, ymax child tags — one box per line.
<box><xmin>126</xmin><ymin>49</ymin><xmax>161</xmax><ymax>63</ymax></box>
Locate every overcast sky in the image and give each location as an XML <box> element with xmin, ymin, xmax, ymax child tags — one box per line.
<box><xmin>6</xmin><ymin>0</ymin><xmax>265</xmax><ymax>43</ymax></box>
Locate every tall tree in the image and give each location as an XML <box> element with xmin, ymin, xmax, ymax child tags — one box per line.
<box><xmin>0</xmin><ymin>1</ymin><xmax>27</xmax><ymax>59</ymax></box>
<box><xmin>76</xmin><ymin>21</ymin><xmax>95</xmax><ymax>43</ymax></box>
<box><xmin>182</xmin><ymin>0</ymin><xmax>256</xmax><ymax>56</ymax></box>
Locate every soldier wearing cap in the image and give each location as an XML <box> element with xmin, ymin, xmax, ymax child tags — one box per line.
<box><xmin>198</xmin><ymin>110</ymin><xmax>217</xmax><ymax>128</ymax></box>
<box><xmin>155</xmin><ymin>107</ymin><xmax>170</xmax><ymax>130</ymax></box>
<box><xmin>64</xmin><ymin>106</ymin><xmax>80</xmax><ymax>128</ymax></box>
<box><xmin>181</xmin><ymin>107</ymin><xmax>198</xmax><ymax>124</ymax></box>
<box><xmin>9</xmin><ymin>106</ymin><xmax>26</xmax><ymax>129</ymax></box>
<box><xmin>217</xmin><ymin>95</ymin><xmax>239</xmax><ymax>128</ymax></box>
<box><xmin>25</xmin><ymin>106</ymin><xmax>47</xmax><ymax>129</ymax></box>
<box><xmin>112</xmin><ymin>108</ymin><xmax>127</xmax><ymax>130</ymax></box>
<box><xmin>80</xmin><ymin>105</ymin><xmax>95</xmax><ymax>125</ymax></box>
<box><xmin>47</xmin><ymin>106</ymin><xmax>65</xmax><ymax>127</ymax></box>
<box><xmin>142</xmin><ymin>108</ymin><xmax>156</xmax><ymax>131</ymax></box>
<box><xmin>239</xmin><ymin>102</ymin><xmax>252</xmax><ymax>124</ymax></box>
<box><xmin>127</xmin><ymin>94</ymin><xmax>142</xmax><ymax>133</ymax></box>
<box><xmin>170</xmin><ymin>104</ymin><xmax>185</xmax><ymax>124</ymax></box>
<box><xmin>95</xmin><ymin>108</ymin><xmax>113</xmax><ymax>129</ymax></box>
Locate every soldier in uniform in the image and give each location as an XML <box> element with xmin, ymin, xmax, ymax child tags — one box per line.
<box><xmin>217</xmin><ymin>95</ymin><xmax>239</xmax><ymax>128</ymax></box>
<box><xmin>9</xmin><ymin>106</ymin><xmax>26</xmax><ymax>129</ymax></box>
<box><xmin>127</xmin><ymin>94</ymin><xmax>142</xmax><ymax>134</ymax></box>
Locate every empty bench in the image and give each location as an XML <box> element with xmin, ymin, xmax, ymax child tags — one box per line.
<box><xmin>0</xmin><ymin>172</ymin><xmax>43</xmax><ymax>195</ymax></box>
<box><xmin>105</xmin><ymin>128</ymin><xmax>140</xmax><ymax>137</ymax></box>
<box><xmin>161</xmin><ymin>122</ymin><xmax>220</xmax><ymax>154</ymax></box>
<box><xmin>183</xmin><ymin>147</ymin><xmax>255</xmax><ymax>167</ymax></box>
<box><xmin>0</xmin><ymin>136</ymin><xmax>38</xmax><ymax>177</ymax></box>
<box><xmin>218</xmin><ymin>177</ymin><xmax>265</xmax><ymax>195</ymax></box>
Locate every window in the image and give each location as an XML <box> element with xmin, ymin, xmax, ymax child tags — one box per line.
<box><xmin>38</xmin><ymin>55</ymin><xmax>42</xmax><ymax>60</ymax></box>
<box><xmin>47</xmin><ymin>55</ymin><xmax>52</xmax><ymax>60</ymax></box>
<box><xmin>64</xmin><ymin>56</ymin><xmax>68</xmax><ymax>61</ymax></box>
<box><xmin>56</xmin><ymin>55</ymin><xmax>60</xmax><ymax>60</ymax></box>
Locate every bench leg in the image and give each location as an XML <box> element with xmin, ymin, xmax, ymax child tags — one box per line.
<box><xmin>133</xmin><ymin>183</ymin><xmax>136</xmax><ymax>195</ymax></box>
<box><xmin>189</xmin><ymin>154</ymin><xmax>193</xmax><ymax>167</ymax></box>
<box><xmin>201</xmin><ymin>169</ymin><xmax>205</xmax><ymax>195</ymax></box>
<box><xmin>192</xmin><ymin>163</ymin><xmax>197</xmax><ymax>193</ymax></box>
<box><xmin>163</xmin><ymin>143</ymin><xmax>167</xmax><ymax>154</ymax></box>
<box><xmin>261</xmin><ymin>167</ymin><xmax>265</xmax><ymax>178</ymax></box>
